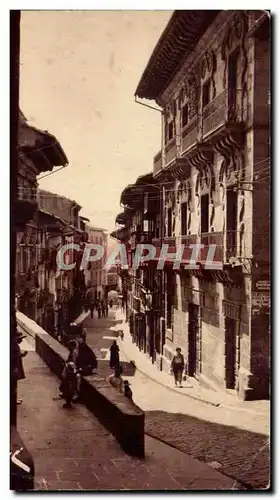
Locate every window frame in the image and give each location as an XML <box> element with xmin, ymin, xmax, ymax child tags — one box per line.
<box><xmin>200</xmin><ymin>193</ymin><xmax>209</xmax><ymax>234</ymax></box>
<box><xmin>202</xmin><ymin>79</ymin><xmax>211</xmax><ymax>109</ymax></box>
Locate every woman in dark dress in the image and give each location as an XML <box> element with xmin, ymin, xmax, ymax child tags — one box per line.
<box><xmin>109</xmin><ymin>340</ymin><xmax>120</xmax><ymax>369</ymax></box>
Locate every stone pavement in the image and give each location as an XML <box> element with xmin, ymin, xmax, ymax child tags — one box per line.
<box><xmin>114</xmin><ymin>309</ymin><xmax>269</xmax><ymax>417</ymax></box>
<box><xmin>17</xmin><ymin>351</ymin><xmax>238</xmax><ymax>491</ymax></box>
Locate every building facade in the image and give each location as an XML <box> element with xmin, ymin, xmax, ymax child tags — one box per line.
<box><xmin>15</xmin><ymin>112</ymin><xmax>69</xmax><ymax>324</ymax></box>
<box><xmin>84</xmin><ymin>225</ymin><xmax>108</xmax><ymax>301</ymax></box>
<box><xmin>116</xmin><ymin>10</ymin><xmax>270</xmax><ymax>400</ymax></box>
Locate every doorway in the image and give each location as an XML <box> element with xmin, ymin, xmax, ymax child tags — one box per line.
<box><xmin>188</xmin><ymin>303</ymin><xmax>200</xmax><ymax>376</ymax></box>
<box><xmin>225</xmin><ymin>317</ymin><xmax>237</xmax><ymax>389</ymax></box>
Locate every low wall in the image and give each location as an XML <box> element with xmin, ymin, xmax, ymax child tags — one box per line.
<box><xmin>35</xmin><ymin>331</ymin><xmax>145</xmax><ymax>458</ymax></box>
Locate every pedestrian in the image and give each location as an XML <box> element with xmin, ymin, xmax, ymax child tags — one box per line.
<box><xmin>16</xmin><ymin>333</ymin><xmax>28</xmax><ymax>405</ymax></box>
<box><xmin>109</xmin><ymin>299</ymin><xmax>113</xmax><ymax>308</ymax></box>
<box><xmin>108</xmin><ymin>365</ymin><xmax>123</xmax><ymax>392</ymax></box>
<box><xmin>105</xmin><ymin>302</ymin><xmax>109</xmax><ymax>317</ymax></box>
<box><xmin>123</xmin><ymin>380</ymin><xmax>133</xmax><ymax>401</ymax></box>
<box><xmin>101</xmin><ymin>300</ymin><xmax>106</xmax><ymax>318</ymax></box>
<box><xmin>109</xmin><ymin>340</ymin><xmax>120</xmax><ymax>369</ymax></box>
<box><xmin>62</xmin><ymin>362</ymin><xmax>77</xmax><ymax>408</ymax></box>
<box><xmin>97</xmin><ymin>301</ymin><xmax>101</xmax><ymax>319</ymax></box>
<box><xmin>59</xmin><ymin>340</ymin><xmax>79</xmax><ymax>398</ymax></box>
<box><xmin>90</xmin><ymin>301</ymin><xmax>95</xmax><ymax>319</ymax></box>
<box><xmin>171</xmin><ymin>348</ymin><xmax>185</xmax><ymax>388</ymax></box>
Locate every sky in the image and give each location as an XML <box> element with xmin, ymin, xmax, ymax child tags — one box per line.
<box><xmin>19</xmin><ymin>10</ymin><xmax>171</xmax><ymax>236</ymax></box>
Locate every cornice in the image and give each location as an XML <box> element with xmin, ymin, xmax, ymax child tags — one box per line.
<box><xmin>158</xmin><ymin>11</ymin><xmax>236</xmax><ymax>106</ymax></box>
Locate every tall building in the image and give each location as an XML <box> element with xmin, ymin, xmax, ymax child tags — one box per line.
<box><xmin>84</xmin><ymin>225</ymin><xmax>108</xmax><ymax>300</ymax></box>
<box><xmin>116</xmin><ymin>10</ymin><xmax>270</xmax><ymax>400</ymax></box>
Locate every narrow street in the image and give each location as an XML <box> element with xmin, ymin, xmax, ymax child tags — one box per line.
<box><xmin>83</xmin><ymin>310</ymin><xmax>270</xmax><ymax>490</ymax></box>
<box><xmin>18</xmin><ymin>350</ymin><xmax>236</xmax><ymax>490</ymax></box>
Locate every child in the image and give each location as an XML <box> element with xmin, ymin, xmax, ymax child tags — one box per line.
<box><xmin>62</xmin><ymin>362</ymin><xmax>77</xmax><ymax>408</ymax></box>
<box><xmin>123</xmin><ymin>380</ymin><xmax>133</xmax><ymax>401</ymax></box>
<box><xmin>108</xmin><ymin>365</ymin><xmax>123</xmax><ymax>393</ymax></box>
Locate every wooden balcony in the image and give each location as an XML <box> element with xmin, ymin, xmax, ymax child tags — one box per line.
<box><xmin>225</xmin><ymin>230</ymin><xmax>239</xmax><ymax>262</ymax></box>
<box><xmin>200</xmin><ymin>232</ymin><xmax>224</xmax><ymax>264</ymax></box>
<box><xmin>182</xmin><ymin>118</ymin><xmax>198</xmax><ymax>154</ymax></box>
<box><xmin>165</xmin><ymin>137</ymin><xmax>177</xmax><ymax>167</ymax></box>
<box><xmin>202</xmin><ymin>89</ymin><xmax>244</xmax><ymax>141</ymax></box>
<box><xmin>153</xmin><ymin>150</ymin><xmax>163</xmax><ymax>176</ymax></box>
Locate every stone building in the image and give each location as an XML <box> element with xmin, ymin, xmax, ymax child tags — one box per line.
<box><xmin>35</xmin><ymin>190</ymin><xmax>88</xmax><ymax>334</ymax></box>
<box><xmin>15</xmin><ymin>112</ymin><xmax>68</xmax><ymax>321</ymax></box>
<box><xmin>84</xmin><ymin>225</ymin><xmax>108</xmax><ymax>301</ymax></box>
<box><xmin>117</xmin><ymin>10</ymin><xmax>270</xmax><ymax>400</ymax></box>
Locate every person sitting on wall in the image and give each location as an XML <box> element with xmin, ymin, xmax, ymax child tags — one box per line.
<box><xmin>76</xmin><ymin>332</ymin><xmax>98</xmax><ymax>376</ymax></box>
<box><xmin>123</xmin><ymin>380</ymin><xmax>133</xmax><ymax>401</ymax></box>
<box><xmin>108</xmin><ymin>365</ymin><xmax>123</xmax><ymax>393</ymax></box>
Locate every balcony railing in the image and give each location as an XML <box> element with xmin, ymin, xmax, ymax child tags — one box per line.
<box><xmin>153</xmin><ymin>150</ymin><xmax>163</xmax><ymax>175</ymax></box>
<box><xmin>225</xmin><ymin>230</ymin><xmax>238</xmax><ymax>261</ymax></box>
<box><xmin>182</xmin><ymin>118</ymin><xmax>198</xmax><ymax>153</ymax></box>
<box><xmin>139</xmin><ymin>231</ymin><xmax>154</xmax><ymax>244</ymax></box>
<box><xmin>165</xmin><ymin>137</ymin><xmax>177</xmax><ymax>167</ymax></box>
<box><xmin>200</xmin><ymin>232</ymin><xmax>224</xmax><ymax>263</ymax></box>
<box><xmin>202</xmin><ymin>89</ymin><xmax>243</xmax><ymax>139</ymax></box>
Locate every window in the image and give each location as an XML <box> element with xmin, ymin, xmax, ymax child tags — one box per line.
<box><xmin>182</xmin><ymin>103</ymin><xmax>189</xmax><ymax>128</ymax></box>
<box><xmin>166</xmin><ymin>120</ymin><xmax>174</xmax><ymax>142</ymax></box>
<box><xmin>202</xmin><ymin>80</ymin><xmax>211</xmax><ymax>109</ymax></box>
<box><xmin>228</xmin><ymin>49</ymin><xmax>239</xmax><ymax>90</ymax></box>
<box><xmin>167</xmin><ymin>208</ymin><xmax>172</xmax><ymax>237</ymax></box>
<box><xmin>201</xmin><ymin>194</ymin><xmax>209</xmax><ymax>233</ymax></box>
<box><xmin>155</xmin><ymin>220</ymin><xmax>160</xmax><ymax>239</ymax></box>
<box><xmin>227</xmin><ymin>189</ymin><xmax>238</xmax><ymax>232</ymax></box>
<box><xmin>143</xmin><ymin>220</ymin><xmax>149</xmax><ymax>232</ymax></box>
<box><xmin>226</xmin><ymin>189</ymin><xmax>238</xmax><ymax>256</ymax></box>
<box><xmin>181</xmin><ymin>202</ymin><xmax>188</xmax><ymax>236</ymax></box>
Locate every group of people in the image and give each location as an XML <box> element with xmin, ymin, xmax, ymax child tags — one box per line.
<box><xmin>59</xmin><ymin>336</ymin><xmax>133</xmax><ymax>408</ymax></box>
<box><xmin>59</xmin><ymin>332</ymin><xmax>98</xmax><ymax>408</ymax></box>
<box><xmin>88</xmin><ymin>298</ymin><xmax>114</xmax><ymax>319</ymax></box>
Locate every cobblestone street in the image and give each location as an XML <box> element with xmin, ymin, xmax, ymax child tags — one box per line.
<box><xmin>83</xmin><ymin>311</ymin><xmax>270</xmax><ymax>490</ymax></box>
<box><xmin>18</xmin><ymin>350</ymin><xmax>236</xmax><ymax>491</ymax></box>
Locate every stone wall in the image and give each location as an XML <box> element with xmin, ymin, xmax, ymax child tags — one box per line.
<box><xmin>200</xmin><ymin>322</ymin><xmax>225</xmax><ymax>387</ymax></box>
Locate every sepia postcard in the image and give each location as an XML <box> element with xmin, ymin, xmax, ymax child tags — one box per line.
<box><xmin>10</xmin><ymin>8</ymin><xmax>271</xmax><ymax>492</ymax></box>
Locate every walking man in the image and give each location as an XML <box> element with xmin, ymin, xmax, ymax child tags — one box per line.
<box><xmin>170</xmin><ymin>347</ymin><xmax>185</xmax><ymax>388</ymax></box>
